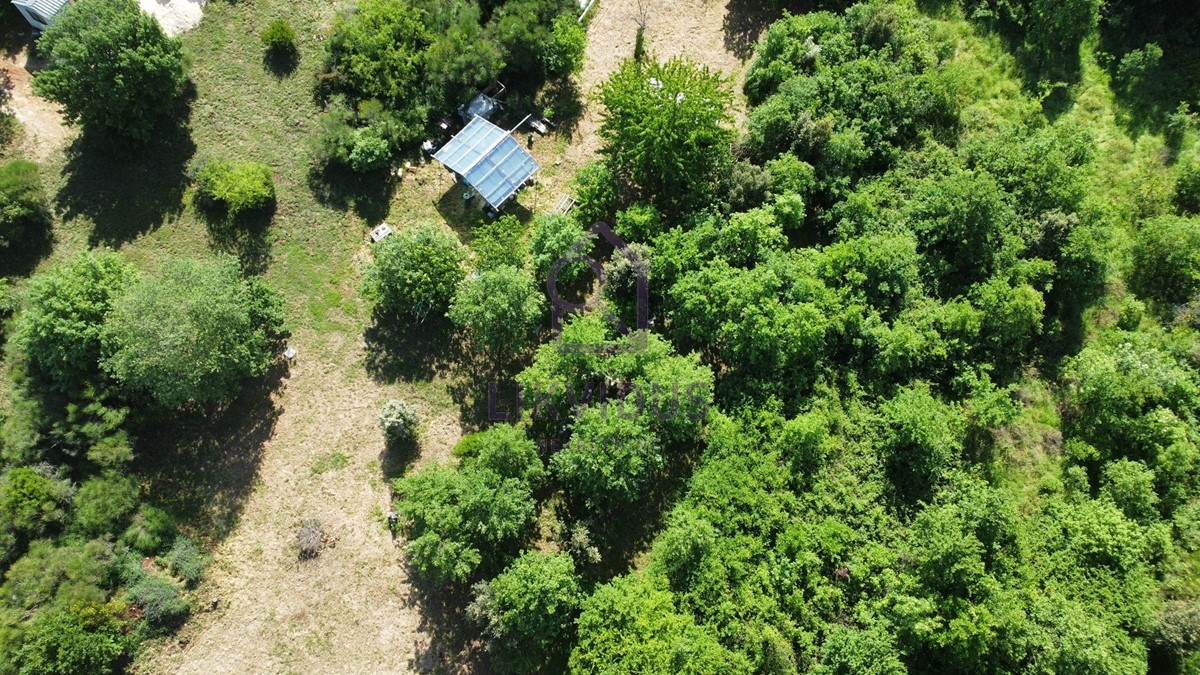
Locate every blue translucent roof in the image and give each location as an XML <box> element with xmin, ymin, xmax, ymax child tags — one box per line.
<box><xmin>434</xmin><ymin>117</ymin><xmax>539</xmax><ymax>209</ymax></box>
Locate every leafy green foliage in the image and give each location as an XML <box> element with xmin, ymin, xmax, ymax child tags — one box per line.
<box><xmin>392</xmin><ymin>463</ymin><xmax>537</xmax><ymax>583</ymax></box>
<box><xmin>363</xmin><ymin>224</ymin><xmax>465</xmax><ymax>321</ymax></box>
<box><xmin>127</xmin><ymin>574</ymin><xmax>188</xmax><ymax>627</ymax></box>
<box><xmin>101</xmin><ymin>256</ymin><xmax>283</xmax><ymax>407</ymax></box>
<box><xmin>379</xmin><ymin>399</ymin><xmax>420</xmax><ymax>445</ymax></box>
<box><xmin>469</xmin><ymin>550</ymin><xmax>580</xmax><ymax>673</ymax></box>
<box><xmin>530</xmin><ymin>214</ymin><xmax>595</xmax><ymax>284</ymax></box>
<box><xmin>0</xmin><ymin>160</ymin><xmax>49</xmax><ymax>249</ymax></box>
<box><xmin>260</xmin><ymin>19</ymin><xmax>297</xmax><ymax>53</ymax></box>
<box><xmin>70</xmin><ymin>473</ymin><xmax>138</xmax><ymax>538</ymax></box>
<box><xmin>448</xmin><ymin>265</ymin><xmax>544</xmax><ymax>358</ymax></box>
<box><xmin>551</xmin><ymin>403</ymin><xmax>662</xmax><ymax>513</ymax></box>
<box><xmin>34</xmin><ymin>0</ymin><xmax>186</xmax><ymax>141</ymax></box>
<box><xmin>119</xmin><ymin>504</ymin><xmax>176</xmax><ymax>555</ymax></box>
<box><xmin>16</xmin><ymin>602</ymin><xmax>127</xmax><ymax>675</ymax></box>
<box><xmin>194</xmin><ymin>160</ymin><xmax>276</xmax><ymax>218</ymax></box>
<box><xmin>598</xmin><ymin>57</ymin><xmax>735</xmax><ymax>213</ymax></box>
<box><xmin>0</xmin><ymin>467</ymin><xmax>73</xmax><ymax>541</ymax></box>
<box><xmin>14</xmin><ymin>251</ymin><xmax>138</xmax><ymax>387</ymax></box>
<box><xmin>1130</xmin><ymin>215</ymin><xmax>1200</xmax><ymax>305</ymax></box>
<box><xmin>167</xmin><ymin>536</ymin><xmax>206</xmax><ymax>587</ymax></box>
<box><xmin>454</xmin><ymin>424</ymin><xmax>547</xmax><ymax>488</ymax></box>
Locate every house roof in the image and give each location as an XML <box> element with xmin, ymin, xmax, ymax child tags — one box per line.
<box><xmin>13</xmin><ymin>0</ymin><xmax>69</xmax><ymax>19</ymax></box>
<box><xmin>433</xmin><ymin>116</ymin><xmax>539</xmax><ymax>210</ymax></box>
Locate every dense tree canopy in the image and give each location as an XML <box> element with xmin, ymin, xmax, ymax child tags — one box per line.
<box><xmin>34</xmin><ymin>0</ymin><xmax>187</xmax><ymax>141</ymax></box>
<box><xmin>100</xmin><ymin>256</ymin><xmax>283</xmax><ymax>407</ymax></box>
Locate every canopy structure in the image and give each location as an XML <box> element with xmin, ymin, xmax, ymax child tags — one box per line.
<box><xmin>433</xmin><ymin>116</ymin><xmax>539</xmax><ymax>210</ymax></box>
<box><xmin>12</xmin><ymin>0</ymin><xmax>70</xmax><ymax>30</ymax></box>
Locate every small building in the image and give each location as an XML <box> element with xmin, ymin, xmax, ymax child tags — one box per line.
<box><xmin>12</xmin><ymin>0</ymin><xmax>70</xmax><ymax>31</ymax></box>
<box><xmin>433</xmin><ymin>116</ymin><xmax>540</xmax><ymax>211</ymax></box>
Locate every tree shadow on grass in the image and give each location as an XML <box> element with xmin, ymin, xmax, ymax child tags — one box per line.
<box><xmin>132</xmin><ymin>360</ymin><xmax>288</xmax><ymax>542</ymax></box>
<box><xmin>364</xmin><ymin>313</ymin><xmax>457</xmax><ymax>384</ymax></box>
<box><xmin>1098</xmin><ymin>0</ymin><xmax>1200</xmax><ymax>144</ymax></box>
<box><xmin>199</xmin><ymin>204</ymin><xmax>275</xmax><ymax>275</ymax></box>
<box><xmin>308</xmin><ymin>162</ymin><xmax>394</xmax><ymax>227</ymax></box>
<box><xmin>434</xmin><ymin>181</ymin><xmax>534</xmax><ymax>245</ymax></box>
<box><xmin>723</xmin><ymin>0</ymin><xmax>804</xmax><ymax>61</ymax></box>
<box><xmin>262</xmin><ymin>47</ymin><xmax>299</xmax><ymax>79</ymax></box>
<box><xmin>403</xmin><ymin>573</ymin><xmax>488</xmax><ymax>674</ymax></box>
<box><xmin>0</xmin><ymin>217</ymin><xmax>52</xmax><ymax>277</ymax></box>
<box><xmin>55</xmin><ymin>89</ymin><xmax>196</xmax><ymax>247</ymax></box>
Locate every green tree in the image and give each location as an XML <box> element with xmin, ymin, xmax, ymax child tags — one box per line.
<box><xmin>392</xmin><ymin>464</ymin><xmax>537</xmax><ymax>583</ymax></box>
<box><xmin>879</xmin><ymin>383</ymin><xmax>965</xmax><ymax>506</ymax></box>
<box><xmin>363</xmin><ymin>224</ymin><xmax>465</xmax><ymax>321</ymax></box>
<box><xmin>551</xmin><ymin>403</ymin><xmax>662</xmax><ymax>513</ymax></box>
<box><xmin>453</xmin><ymin>424</ymin><xmax>547</xmax><ymax>488</ymax></box>
<box><xmin>0</xmin><ymin>160</ymin><xmax>49</xmax><ymax>248</ymax></box>
<box><xmin>1130</xmin><ymin>215</ymin><xmax>1200</xmax><ymax>305</ymax></box>
<box><xmin>598</xmin><ymin>57</ymin><xmax>735</xmax><ymax>213</ymax></box>
<box><xmin>16</xmin><ymin>602</ymin><xmax>127</xmax><ymax>675</ymax></box>
<box><xmin>448</xmin><ymin>265</ymin><xmax>544</xmax><ymax>358</ymax></box>
<box><xmin>14</xmin><ymin>251</ymin><xmax>138</xmax><ymax>386</ymax></box>
<box><xmin>571</xmin><ymin>574</ymin><xmax>750</xmax><ymax>673</ymax></box>
<box><xmin>71</xmin><ymin>472</ymin><xmax>138</xmax><ymax>538</ymax></box>
<box><xmin>530</xmin><ymin>214</ymin><xmax>595</xmax><ymax>284</ymax></box>
<box><xmin>34</xmin><ymin>0</ymin><xmax>186</xmax><ymax>141</ymax></box>
<box><xmin>469</xmin><ymin>550</ymin><xmax>581</xmax><ymax>673</ymax></box>
<box><xmin>101</xmin><ymin>256</ymin><xmax>283</xmax><ymax>407</ymax></box>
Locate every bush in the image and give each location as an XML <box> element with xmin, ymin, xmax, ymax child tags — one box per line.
<box><xmin>448</xmin><ymin>265</ymin><xmax>544</xmax><ymax>358</ymax></box>
<box><xmin>542</xmin><ymin>14</ymin><xmax>587</xmax><ymax>77</ymax></box>
<box><xmin>363</xmin><ymin>224</ymin><xmax>466</xmax><ymax>321</ymax></box>
<box><xmin>469</xmin><ymin>551</ymin><xmax>581</xmax><ymax>673</ymax></box>
<box><xmin>1176</xmin><ymin>155</ymin><xmax>1200</xmax><ymax>214</ymax></box>
<box><xmin>195</xmin><ymin>160</ymin><xmax>276</xmax><ymax>218</ymax></box>
<box><xmin>16</xmin><ymin>602</ymin><xmax>127</xmax><ymax>675</ymax></box>
<box><xmin>453</xmin><ymin>424</ymin><xmax>546</xmax><ymax>488</ymax></box>
<box><xmin>101</xmin><ymin>256</ymin><xmax>283</xmax><ymax>408</ymax></box>
<box><xmin>0</xmin><ymin>160</ymin><xmax>49</xmax><ymax>248</ymax></box>
<box><xmin>34</xmin><ymin>0</ymin><xmax>186</xmax><ymax>141</ymax></box>
<box><xmin>71</xmin><ymin>472</ymin><xmax>139</xmax><ymax>538</ymax></box>
<box><xmin>127</xmin><ymin>574</ymin><xmax>189</xmax><ymax>626</ymax></box>
<box><xmin>14</xmin><ymin>250</ymin><xmax>137</xmax><ymax>387</ymax></box>
<box><xmin>120</xmin><ymin>504</ymin><xmax>177</xmax><ymax>555</ymax></box>
<box><xmin>260</xmin><ymin>19</ymin><xmax>297</xmax><ymax>53</ymax></box>
<box><xmin>167</xmin><ymin>536</ymin><xmax>206</xmax><ymax>587</ymax></box>
<box><xmin>0</xmin><ymin>467</ymin><xmax>73</xmax><ymax>539</ymax></box>
<box><xmin>379</xmin><ymin>399</ymin><xmax>419</xmax><ymax>445</ymax></box>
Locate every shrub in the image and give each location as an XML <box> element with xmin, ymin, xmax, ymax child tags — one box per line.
<box><xmin>16</xmin><ymin>602</ymin><xmax>127</xmax><ymax>675</ymax></box>
<box><xmin>120</xmin><ymin>504</ymin><xmax>177</xmax><ymax>555</ymax></box>
<box><xmin>1176</xmin><ymin>155</ymin><xmax>1200</xmax><ymax>214</ymax></box>
<box><xmin>0</xmin><ymin>160</ymin><xmax>49</xmax><ymax>248</ymax></box>
<box><xmin>379</xmin><ymin>399</ymin><xmax>419</xmax><ymax>445</ymax></box>
<box><xmin>363</xmin><ymin>224</ymin><xmax>465</xmax><ymax>321</ymax></box>
<box><xmin>195</xmin><ymin>160</ymin><xmax>276</xmax><ymax>218</ymax></box>
<box><xmin>0</xmin><ymin>467</ymin><xmax>73</xmax><ymax>539</ymax></box>
<box><xmin>298</xmin><ymin>518</ymin><xmax>323</xmax><ymax>560</ymax></box>
<box><xmin>71</xmin><ymin>472</ymin><xmax>139</xmax><ymax>538</ymax></box>
<box><xmin>101</xmin><ymin>256</ymin><xmax>283</xmax><ymax>408</ymax></box>
<box><xmin>34</xmin><ymin>0</ymin><xmax>186</xmax><ymax>141</ymax></box>
<box><xmin>469</xmin><ymin>551</ymin><xmax>581</xmax><ymax>673</ymax></box>
<box><xmin>14</xmin><ymin>250</ymin><xmax>137</xmax><ymax>387</ymax></box>
<box><xmin>542</xmin><ymin>14</ymin><xmax>587</xmax><ymax>77</ymax></box>
<box><xmin>260</xmin><ymin>19</ymin><xmax>297</xmax><ymax>53</ymax></box>
<box><xmin>448</xmin><ymin>265</ymin><xmax>544</xmax><ymax>358</ymax></box>
<box><xmin>127</xmin><ymin>574</ymin><xmax>189</xmax><ymax>626</ymax></box>
<box><xmin>453</xmin><ymin>424</ymin><xmax>546</xmax><ymax>488</ymax></box>
<box><xmin>167</xmin><ymin>536</ymin><xmax>206</xmax><ymax>587</ymax></box>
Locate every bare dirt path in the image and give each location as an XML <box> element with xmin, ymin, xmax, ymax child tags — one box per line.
<box><xmin>1</xmin><ymin>46</ymin><xmax>71</xmax><ymax>162</ymax></box>
<box><xmin>136</xmin><ymin>330</ymin><xmax>463</xmax><ymax>675</ymax></box>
